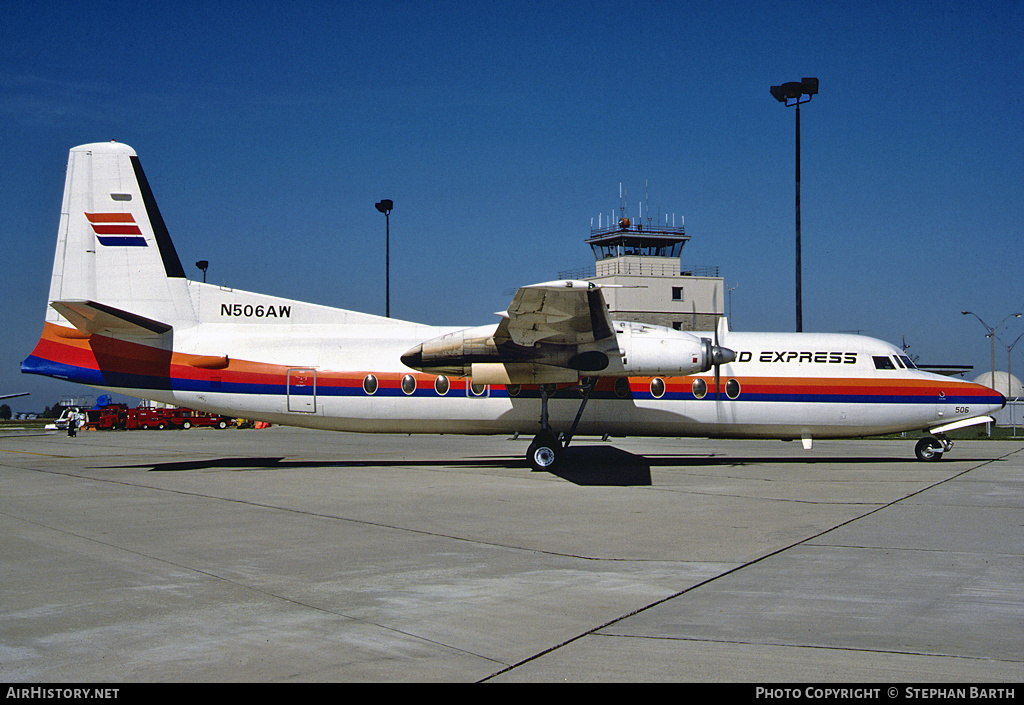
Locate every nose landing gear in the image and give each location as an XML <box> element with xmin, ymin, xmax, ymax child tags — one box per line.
<box><xmin>915</xmin><ymin>434</ymin><xmax>952</xmax><ymax>462</ymax></box>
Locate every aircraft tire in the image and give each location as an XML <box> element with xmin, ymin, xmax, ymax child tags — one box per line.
<box><xmin>915</xmin><ymin>437</ymin><xmax>944</xmax><ymax>462</ymax></box>
<box><xmin>528</xmin><ymin>432</ymin><xmax>561</xmax><ymax>472</ymax></box>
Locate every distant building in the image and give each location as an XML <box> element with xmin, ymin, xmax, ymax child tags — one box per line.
<box><xmin>972</xmin><ymin>371</ymin><xmax>1023</xmax><ymax>401</ymax></box>
<box><xmin>559</xmin><ymin>202</ymin><xmax>724</xmax><ymax>331</ymax></box>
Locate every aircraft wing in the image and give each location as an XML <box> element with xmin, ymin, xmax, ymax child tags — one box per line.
<box><xmin>495</xmin><ymin>280</ymin><xmax>615</xmax><ymax>347</ymax></box>
<box><xmin>402</xmin><ymin>280</ymin><xmax>622</xmax><ymax>383</ymax></box>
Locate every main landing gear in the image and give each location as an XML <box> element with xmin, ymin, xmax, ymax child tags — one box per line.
<box><xmin>915</xmin><ymin>434</ymin><xmax>952</xmax><ymax>462</ymax></box>
<box><xmin>527</xmin><ymin>379</ymin><xmax>597</xmax><ymax>472</ymax></box>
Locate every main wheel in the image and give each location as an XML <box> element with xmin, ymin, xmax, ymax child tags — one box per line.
<box><xmin>915</xmin><ymin>437</ymin><xmax>944</xmax><ymax>462</ymax></box>
<box><xmin>528</xmin><ymin>432</ymin><xmax>561</xmax><ymax>472</ymax></box>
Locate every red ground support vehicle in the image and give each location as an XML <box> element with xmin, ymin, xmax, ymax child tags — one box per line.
<box><xmin>125</xmin><ymin>407</ymin><xmax>176</xmax><ymax>430</ymax></box>
<box><xmin>176</xmin><ymin>409</ymin><xmax>234</xmax><ymax>429</ymax></box>
<box><xmin>84</xmin><ymin>404</ymin><xmax>129</xmax><ymax>430</ymax></box>
<box><xmin>82</xmin><ymin>405</ymin><xmax>235</xmax><ymax>430</ymax></box>
<box><xmin>125</xmin><ymin>406</ymin><xmax>234</xmax><ymax>430</ymax></box>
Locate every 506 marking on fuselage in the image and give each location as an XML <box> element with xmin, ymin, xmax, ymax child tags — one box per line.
<box><xmin>220</xmin><ymin>303</ymin><xmax>292</xmax><ymax>318</ymax></box>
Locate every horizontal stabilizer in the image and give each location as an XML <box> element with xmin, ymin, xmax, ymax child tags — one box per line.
<box><xmin>51</xmin><ymin>300</ymin><xmax>172</xmax><ymax>338</ymax></box>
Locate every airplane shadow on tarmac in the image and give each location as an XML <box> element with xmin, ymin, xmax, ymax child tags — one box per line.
<box><xmin>129</xmin><ymin>449</ymin><xmax>651</xmax><ymax>486</ymax></box>
<box><xmin>124</xmin><ymin>444</ymin><xmax>913</xmax><ymax>487</ymax></box>
<box><xmin>552</xmin><ymin>446</ymin><xmax>911</xmax><ymax>485</ymax></box>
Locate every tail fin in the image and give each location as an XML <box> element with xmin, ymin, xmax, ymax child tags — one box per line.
<box><xmin>44</xmin><ymin>142</ymin><xmax>195</xmax><ymax>332</ymax></box>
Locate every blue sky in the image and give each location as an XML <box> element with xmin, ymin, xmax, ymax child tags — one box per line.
<box><xmin>2</xmin><ymin>1</ymin><xmax>1023</xmax><ymax>412</ymax></box>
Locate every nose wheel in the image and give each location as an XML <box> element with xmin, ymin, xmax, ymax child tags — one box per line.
<box><xmin>915</xmin><ymin>435</ymin><xmax>951</xmax><ymax>462</ymax></box>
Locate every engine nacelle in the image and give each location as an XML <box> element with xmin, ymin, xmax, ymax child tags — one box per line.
<box><xmin>616</xmin><ymin>323</ymin><xmax>734</xmax><ymax>376</ymax></box>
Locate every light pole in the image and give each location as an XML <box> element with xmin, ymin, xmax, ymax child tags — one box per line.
<box><xmin>771</xmin><ymin>77</ymin><xmax>818</xmax><ymax>333</ymax></box>
<box><xmin>375</xmin><ymin>199</ymin><xmax>393</xmax><ymax>317</ymax></box>
<box><xmin>1007</xmin><ymin>329</ymin><xmax>1024</xmax><ymax>436</ymax></box>
<box><xmin>727</xmin><ymin>282</ymin><xmax>737</xmax><ymax>327</ymax></box>
<box><xmin>1007</xmin><ymin>330</ymin><xmax>1024</xmax><ymax>398</ymax></box>
<box><xmin>962</xmin><ymin>311</ymin><xmax>1022</xmax><ymax>392</ymax></box>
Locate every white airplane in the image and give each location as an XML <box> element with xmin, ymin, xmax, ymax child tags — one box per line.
<box><xmin>22</xmin><ymin>142</ymin><xmax>1005</xmax><ymax>468</ymax></box>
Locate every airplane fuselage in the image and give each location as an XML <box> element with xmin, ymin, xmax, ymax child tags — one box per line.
<box><xmin>25</xmin><ymin>295</ymin><xmax>998</xmax><ymax>441</ymax></box>
<box><xmin>21</xmin><ymin>142</ymin><xmax>1006</xmax><ymax>466</ymax></box>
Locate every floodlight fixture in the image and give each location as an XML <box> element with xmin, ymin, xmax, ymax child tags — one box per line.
<box><xmin>771</xmin><ymin>77</ymin><xmax>818</xmax><ymax>106</ymax></box>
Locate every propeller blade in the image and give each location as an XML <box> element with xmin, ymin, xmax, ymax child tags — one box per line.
<box><xmin>701</xmin><ymin>323</ymin><xmax>736</xmax><ymax>400</ymax></box>
<box><xmin>711</xmin><ymin>319</ymin><xmax>736</xmax><ymax>400</ymax></box>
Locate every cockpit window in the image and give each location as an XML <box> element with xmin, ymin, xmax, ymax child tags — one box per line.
<box><xmin>898</xmin><ymin>355</ymin><xmax>916</xmax><ymax>369</ymax></box>
<box><xmin>872</xmin><ymin>356</ymin><xmax>896</xmax><ymax>370</ymax></box>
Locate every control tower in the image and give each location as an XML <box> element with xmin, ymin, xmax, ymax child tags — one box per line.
<box><xmin>560</xmin><ymin>193</ymin><xmax>724</xmax><ymax>331</ymax></box>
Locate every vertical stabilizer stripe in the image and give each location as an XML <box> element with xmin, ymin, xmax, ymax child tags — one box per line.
<box><xmin>129</xmin><ymin>156</ymin><xmax>186</xmax><ymax>278</ymax></box>
<box><xmin>85</xmin><ymin>213</ymin><xmax>136</xmax><ymax>223</ymax></box>
<box><xmin>91</xmin><ymin>224</ymin><xmax>143</xmax><ymax>235</ymax></box>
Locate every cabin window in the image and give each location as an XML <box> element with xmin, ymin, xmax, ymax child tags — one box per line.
<box><xmin>650</xmin><ymin>377</ymin><xmax>666</xmax><ymax>398</ymax></box>
<box><xmin>726</xmin><ymin>378</ymin><xmax>741</xmax><ymax>399</ymax></box>
<box><xmin>362</xmin><ymin>374</ymin><xmax>378</xmax><ymax>394</ymax></box>
<box><xmin>872</xmin><ymin>356</ymin><xmax>896</xmax><ymax>370</ymax></box>
<box><xmin>469</xmin><ymin>380</ymin><xmax>488</xmax><ymax>396</ymax></box>
<box><xmin>614</xmin><ymin>378</ymin><xmax>631</xmax><ymax>399</ymax></box>
<box><xmin>692</xmin><ymin>378</ymin><xmax>707</xmax><ymax>399</ymax></box>
<box><xmin>505</xmin><ymin>383</ymin><xmax>521</xmax><ymax>397</ymax></box>
<box><xmin>434</xmin><ymin>375</ymin><xmax>450</xmax><ymax>395</ymax></box>
<box><xmin>401</xmin><ymin>374</ymin><xmax>416</xmax><ymax>395</ymax></box>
